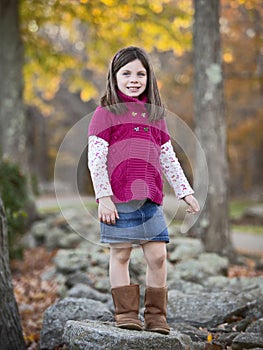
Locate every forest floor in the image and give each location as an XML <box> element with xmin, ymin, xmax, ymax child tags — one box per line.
<box><xmin>10</xmin><ymin>194</ymin><xmax>263</xmax><ymax>349</ymax></box>
<box><xmin>11</xmin><ymin>247</ymin><xmax>59</xmax><ymax>349</ymax></box>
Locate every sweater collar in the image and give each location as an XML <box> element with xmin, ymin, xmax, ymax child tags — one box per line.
<box><xmin>117</xmin><ymin>90</ymin><xmax>148</xmax><ymax>104</ymax></box>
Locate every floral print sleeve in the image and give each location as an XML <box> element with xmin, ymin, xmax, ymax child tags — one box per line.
<box><xmin>88</xmin><ymin>135</ymin><xmax>113</xmax><ymax>199</ymax></box>
<box><xmin>160</xmin><ymin>140</ymin><xmax>194</xmax><ymax>199</ymax></box>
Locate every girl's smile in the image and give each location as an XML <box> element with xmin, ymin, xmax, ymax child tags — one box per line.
<box><xmin>116</xmin><ymin>59</ymin><xmax>147</xmax><ymax>98</ymax></box>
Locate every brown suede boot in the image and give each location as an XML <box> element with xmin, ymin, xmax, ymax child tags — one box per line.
<box><xmin>144</xmin><ymin>286</ymin><xmax>170</xmax><ymax>335</ymax></box>
<box><xmin>111</xmin><ymin>284</ymin><xmax>143</xmax><ymax>331</ymax></box>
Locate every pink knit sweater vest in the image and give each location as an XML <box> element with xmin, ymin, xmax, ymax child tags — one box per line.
<box><xmin>88</xmin><ymin>92</ymin><xmax>170</xmax><ymax>204</ymax></box>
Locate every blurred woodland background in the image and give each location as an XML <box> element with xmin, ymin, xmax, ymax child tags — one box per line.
<box><xmin>3</xmin><ymin>0</ymin><xmax>263</xmax><ymax>196</ymax></box>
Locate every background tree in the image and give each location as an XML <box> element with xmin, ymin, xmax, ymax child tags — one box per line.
<box><xmin>0</xmin><ymin>1</ymin><xmax>33</xmax><ymax>346</ymax></box>
<box><xmin>0</xmin><ymin>196</ymin><xmax>26</xmax><ymax>350</ymax></box>
<box><xmin>193</xmin><ymin>0</ymin><xmax>233</xmax><ymax>255</ymax></box>
<box><xmin>0</xmin><ymin>0</ymin><xmax>26</xmax><ymax>163</ymax></box>
<box><xmin>0</xmin><ymin>0</ymin><xmax>37</xmax><ymax>220</ymax></box>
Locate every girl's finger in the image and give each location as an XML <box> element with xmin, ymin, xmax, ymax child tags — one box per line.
<box><xmin>111</xmin><ymin>213</ymin><xmax>116</xmax><ymax>224</ymax></box>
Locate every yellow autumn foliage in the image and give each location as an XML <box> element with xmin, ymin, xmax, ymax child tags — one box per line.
<box><xmin>20</xmin><ymin>0</ymin><xmax>193</xmax><ymax>111</ymax></box>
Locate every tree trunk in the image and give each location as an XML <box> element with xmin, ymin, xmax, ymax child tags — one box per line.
<box><xmin>193</xmin><ymin>0</ymin><xmax>233</xmax><ymax>256</ymax></box>
<box><xmin>0</xmin><ymin>0</ymin><xmax>38</xmax><ymax>223</ymax></box>
<box><xmin>0</xmin><ymin>197</ymin><xmax>26</xmax><ymax>350</ymax></box>
<box><xmin>0</xmin><ymin>0</ymin><xmax>26</xmax><ymax>162</ymax></box>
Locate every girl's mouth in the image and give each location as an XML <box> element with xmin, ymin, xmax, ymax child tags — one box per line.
<box><xmin>127</xmin><ymin>86</ymin><xmax>141</xmax><ymax>91</ymax></box>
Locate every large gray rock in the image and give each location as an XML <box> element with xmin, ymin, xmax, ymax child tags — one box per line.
<box><xmin>168</xmin><ymin>238</ymin><xmax>205</xmax><ymax>262</ymax></box>
<box><xmin>45</xmin><ymin>227</ymin><xmax>67</xmax><ymax>250</ymax></box>
<box><xmin>203</xmin><ymin>275</ymin><xmax>263</xmax><ymax>294</ymax></box>
<box><xmin>62</xmin><ymin>320</ymin><xmax>203</xmax><ymax>350</ymax></box>
<box><xmin>53</xmin><ymin>249</ymin><xmax>90</xmax><ymax>273</ymax></box>
<box><xmin>30</xmin><ymin>221</ymin><xmax>50</xmax><ymax>244</ymax></box>
<box><xmin>227</xmin><ymin>276</ymin><xmax>263</xmax><ymax>294</ymax></box>
<box><xmin>168</xmin><ymin>277</ymin><xmax>204</xmax><ymax>293</ymax></box>
<box><xmin>202</xmin><ymin>275</ymin><xmax>230</xmax><ymax>290</ymax></box>
<box><xmin>246</xmin><ymin>318</ymin><xmax>263</xmax><ymax>333</ymax></box>
<box><xmin>57</xmin><ymin>232</ymin><xmax>83</xmax><ymax>249</ymax></box>
<box><xmin>40</xmin><ymin>297</ymin><xmax>112</xmax><ymax>349</ymax></box>
<box><xmin>173</xmin><ymin>253</ymin><xmax>229</xmax><ymax>283</ymax></box>
<box><xmin>170</xmin><ymin>322</ymin><xmax>208</xmax><ymax>342</ymax></box>
<box><xmin>232</xmin><ymin>333</ymin><xmax>263</xmax><ymax>350</ymax></box>
<box><xmin>168</xmin><ymin>290</ymin><xmax>248</xmax><ymax>328</ymax></box>
<box><xmin>67</xmin><ymin>284</ymin><xmax>110</xmax><ymax>303</ymax></box>
<box><xmin>92</xmin><ymin>275</ymin><xmax>111</xmax><ymax>292</ymax></box>
<box><xmin>65</xmin><ymin>271</ymin><xmax>93</xmax><ymax>288</ymax></box>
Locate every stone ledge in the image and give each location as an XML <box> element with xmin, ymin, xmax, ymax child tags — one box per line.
<box><xmin>62</xmin><ymin>320</ymin><xmax>200</xmax><ymax>350</ymax></box>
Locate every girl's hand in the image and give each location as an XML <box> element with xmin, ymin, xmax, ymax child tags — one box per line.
<box><xmin>98</xmin><ymin>196</ymin><xmax>119</xmax><ymax>225</ymax></box>
<box><xmin>183</xmin><ymin>195</ymin><xmax>200</xmax><ymax>214</ymax></box>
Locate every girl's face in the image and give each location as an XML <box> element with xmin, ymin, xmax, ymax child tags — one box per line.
<box><xmin>116</xmin><ymin>59</ymin><xmax>147</xmax><ymax>98</ymax></box>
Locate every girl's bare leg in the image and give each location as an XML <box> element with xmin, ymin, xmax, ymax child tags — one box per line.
<box><xmin>142</xmin><ymin>241</ymin><xmax>167</xmax><ymax>287</ymax></box>
<box><xmin>109</xmin><ymin>243</ymin><xmax>132</xmax><ymax>287</ymax></box>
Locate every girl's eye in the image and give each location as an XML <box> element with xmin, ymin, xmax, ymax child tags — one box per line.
<box><xmin>138</xmin><ymin>72</ymin><xmax>146</xmax><ymax>76</ymax></box>
<box><xmin>123</xmin><ymin>72</ymin><xmax>130</xmax><ymax>76</ymax></box>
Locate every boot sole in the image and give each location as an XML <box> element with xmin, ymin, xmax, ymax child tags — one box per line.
<box><xmin>145</xmin><ymin>327</ymin><xmax>170</xmax><ymax>335</ymax></box>
<box><xmin>116</xmin><ymin>323</ymin><xmax>143</xmax><ymax>331</ymax></box>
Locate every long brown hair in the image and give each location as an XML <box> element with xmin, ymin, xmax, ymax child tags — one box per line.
<box><xmin>101</xmin><ymin>46</ymin><xmax>165</xmax><ymax>121</ymax></box>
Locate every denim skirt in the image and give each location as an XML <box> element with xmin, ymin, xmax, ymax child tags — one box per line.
<box><xmin>100</xmin><ymin>199</ymin><xmax>169</xmax><ymax>244</ymax></box>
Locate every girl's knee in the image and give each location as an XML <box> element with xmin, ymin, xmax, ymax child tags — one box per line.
<box><xmin>144</xmin><ymin>243</ymin><xmax>167</xmax><ymax>268</ymax></box>
<box><xmin>152</xmin><ymin>250</ymin><xmax>167</xmax><ymax>268</ymax></box>
<box><xmin>111</xmin><ymin>247</ymin><xmax>131</xmax><ymax>264</ymax></box>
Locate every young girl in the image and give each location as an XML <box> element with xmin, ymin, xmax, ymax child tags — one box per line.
<box><xmin>88</xmin><ymin>46</ymin><xmax>200</xmax><ymax>335</ymax></box>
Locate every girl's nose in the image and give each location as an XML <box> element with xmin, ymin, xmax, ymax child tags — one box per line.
<box><xmin>130</xmin><ymin>75</ymin><xmax>138</xmax><ymax>82</ymax></box>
